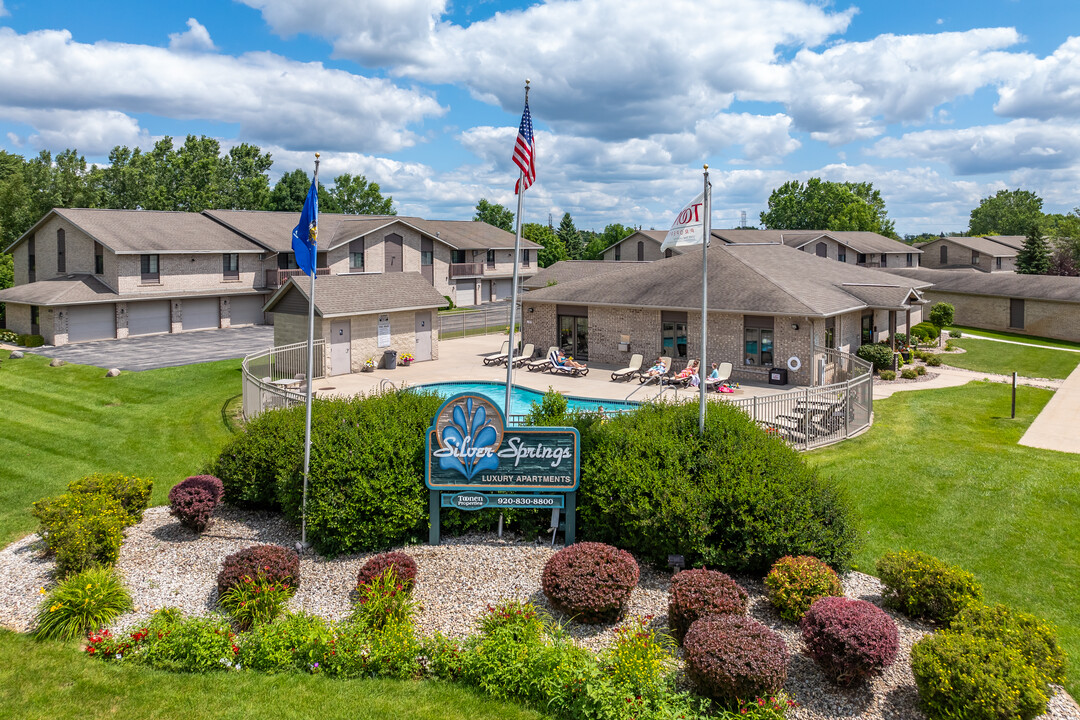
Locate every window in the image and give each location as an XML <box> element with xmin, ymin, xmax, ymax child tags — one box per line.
<box><xmin>824</xmin><ymin>316</ymin><xmax>836</xmax><ymax>349</ymax></box>
<box><xmin>838</xmin><ymin>250</ymin><xmax>847</xmax><ymax>263</ymax></box>
<box><xmin>861</xmin><ymin>313</ymin><xmax>873</xmax><ymax>345</ymax></box>
<box><xmin>223</xmin><ymin>253</ymin><xmax>239</xmax><ymax>280</ymax></box>
<box><xmin>28</xmin><ymin>237</ymin><xmax>36</xmax><ymax>282</ymax></box>
<box><xmin>486</xmin><ymin>249</ymin><xmax>496</xmax><ymax>268</ymax></box>
<box><xmin>906</xmin><ymin>252</ymin><xmax>913</xmax><ymax>267</ymax></box>
<box><xmin>940</xmin><ymin>246</ymin><xmax>948</xmax><ymax>265</ymax></box>
<box><xmin>857</xmin><ymin>253</ymin><xmax>867</xmax><ymax>265</ymax></box>
<box><xmin>522</xmin><ymin>249</ymin><xmax>531</xmax><ymax>267</ymax></box>
<box><xmin>815</xmin><ymin>242</ymin><xmax>828</xmax><ymax>258</ymax></box>
<box><xmin>30</xmin><ymin>305</ymin><xmax>39</xmax><ymax>335</ymax></box>
<box><xmin>349</xmin><ymin>239</ymin><xmax>365</xmax><ymax>271</ymax></box>
<box><xmin>141</xmin><ymin>254</ymin><xmax>160</xmax><ymax>283</ymax></box>
<box><xmin>420</xmin><ymin>250</ymin><xmax>433</xmax><ymax>266</ymax></box>
<box><xmin>661</xmin><ymin>311</ymin><xmax>688</xmax><ymax>359</ymax></box>
<box><xmin>665</xmin><ymin>248</ymin><xmax>673</xmax><ymax>258</ymax></box>
<box><xmin>880</xmin><ymin>254</ymin><xmax>887</xmax><ymax>267</ymax></box>
<box><xmin>637</xmin><ymin>241</ymin><xmax>645</xmax><ymax>261</ymax></box>
<box><xmin>57</xmin><ymin>228</ymin><xmax>66</xmax><ymax>273</ymax></box>
<box><xmin>996</xmin><ymin>257</ymin><xmax>1002</xmax><ymax>270</ymax></box>
<box><xmin>1010</xmin><ymin>299</ymin><xmax>1025</xmax><ymax>329</ymax></box>
<box><xmin>972</xmin><ymin>251</ymin><xmax>980</xmax><ymax>266</ymax></box>
<box><xmin>614</xmin><ymin>244</ymin><xmax>621</xmax><ymax>261</ymax></box>
<box><xmin>451</xmin><ymin>249</ymin><xmax>466</xmax><ymax>264</ymax></box>
<box><xmin>94</xmin><ymin>242</ymin><xmax>104</xmax><ymax>275</ymax></box>
<box><xmin>743</xmin><ymin>316</ymin><xmax>774</xmax><ymax>366</ymax></box>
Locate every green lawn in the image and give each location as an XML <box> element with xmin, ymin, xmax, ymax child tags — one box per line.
<box><xmin>941</xmin><ymin>338</ymin><xmax>1080</xmax><ymax>379</ymax></box>
<box><xmin>0</xmin><ymin>632</ymin><xmax>539</xmax><ymax>720</ymax></box>
<box><xmin>809</xmin><ymin>382</ymin><xmax>1080</xmax><ymax>696</ymax></box>
<box><xmin>948</xmin><ymin>325</ymin><xmax>1080</xmax><ymax>351</ymax></box>
<box><xmin>0</xmin><ymin>353</ymin><xmax>240</xmax><ymax>545</ymax></box>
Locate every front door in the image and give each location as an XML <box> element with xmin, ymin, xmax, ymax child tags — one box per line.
<box><xmin>330</xmin><ymin>320</ymin><xmax>351</xmax><ymax>375</ymax></box>
<box><xmin>384</xmin><ymin>233</ymin><xmax>403</xmax><ymax>272</ymax></box>
<box><xmin>415</xmin><ymin>311</ymin><xmax>432</xmax><ymax>361</ymax></box>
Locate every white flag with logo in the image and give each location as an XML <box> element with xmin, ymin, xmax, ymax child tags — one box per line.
<box><xmin>661</xmin><ymin>190</ymin><xmax>706</xmax><ymax>251</ymax></box>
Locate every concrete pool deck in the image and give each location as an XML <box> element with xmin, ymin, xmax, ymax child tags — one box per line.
<box><xmin>311</xmin><ymin>334</ymin><xmax>791</xmax><ymax>405</ymax></box>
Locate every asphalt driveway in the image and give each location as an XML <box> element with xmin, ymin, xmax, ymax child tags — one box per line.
<box><xmin>26</xmin><ymin>325</ymin><xmax>275</xmax><ymax>371</ymax></box>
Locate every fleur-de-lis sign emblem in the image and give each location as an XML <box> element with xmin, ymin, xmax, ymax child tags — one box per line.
<box><xmin>437</xmin><ymin>397</ymin><xmax>502</xmax><ymax>480</ymax></box>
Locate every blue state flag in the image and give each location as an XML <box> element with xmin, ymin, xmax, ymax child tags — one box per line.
<box><xmin>291</xmin><ymin>179</ymin><xmax>319</xmax><ymax>276</ymax></box>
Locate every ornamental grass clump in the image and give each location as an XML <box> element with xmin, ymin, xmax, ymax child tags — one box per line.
<box><xmin>668</xmin><ymin>568</ymin><xmax>749</xmax><ymax>644</ymax></box>
<box><xmin>216</xmin><ymin>544</ymin><xmax>300</xmax><ymax>598</ymax></box>
<box><xmin>877</xmin><ymin>550</ymin><xmax>981</xmax><ymax>622</ymax></box>
<box><xmin>356</xmin><ymin>551</ymin><xmax>417</xmax><ymax>594</ymax></box>
<box><xmin>541</xmin><ymin>542</ymin><xmax>640</xmax><ymax>624</ymax></box>
<box><xmin>168</xmin><ymin>475</ymin><xmax>224</xmax><ymax>532</ymax></box>
<box><xmin>800</xmin><ymin>597</ymin><xmax>898</xmax><ymax>686</ymax></box>
<box><xmin>34</xmin><ymin>567</ymin><xmax>132</xmax><ymax>641</ymax></box>
<box><xmin>764</xmin><ymin>555</ymin><xmax>843</xmax><ymax>621</ymax></box>
<box><xmin>683</xmin><ymin>615</ymin><xmax>788</xmax><ymax>704</ymax></box>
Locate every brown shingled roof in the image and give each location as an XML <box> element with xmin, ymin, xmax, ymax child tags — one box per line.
<box><xmin>887</xmin><ymin>268</ymin><xmax>1080</xmax><ymax>304</ymax></box>
<box><xmin>522</xmin><ymin>260</ymin><xmax>645</xmax><ymax>290</ymax></box>
<box><xmin>263</xmin><ymin>272</ymin><xmax>447</xmax><ymax>317</ymax></box>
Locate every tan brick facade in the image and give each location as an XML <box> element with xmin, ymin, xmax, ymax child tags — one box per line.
<box><xmin>924</xmin><ymin>290</ymin><xmax>1080</xmax><ymax>342</ymax></box>
<box><xmin>273</xmin><ymin>310</ymin><xmax>439</xmax><ymax>373</ymax></box>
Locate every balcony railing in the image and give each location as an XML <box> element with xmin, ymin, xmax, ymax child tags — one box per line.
<box><xmin>449</xmin><ymin>262</ymin><xmax>485</xmax><ymax>279</ymax></box>
<box><xmin>265</xmin><ymin>267</ymin><xmax>330</xmax><ymax>288</ymax></box>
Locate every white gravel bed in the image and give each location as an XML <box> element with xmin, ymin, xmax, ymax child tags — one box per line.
<box><xmin>1</xmin><ymin>505</ymin><xmax>1077</xmax><ymax>720</ymax></box>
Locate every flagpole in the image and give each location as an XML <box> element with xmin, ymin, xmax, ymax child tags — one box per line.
<box><xmin>300</xmin><ymin>152</ymin><xmax>320</xmax><ymax>550</ymax></box>
<box><xmin>699</xmin><ymin>165</ymin><xmax>710</xmax><ymax>435</ymax></box>
<box><xmin>504</xmin><ymin>79</ymin><xmax>530</xmax><ymax>416</ymax></box>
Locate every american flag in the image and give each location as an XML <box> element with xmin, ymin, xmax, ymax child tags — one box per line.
<box><xmin>513</xmin><ymin>100</ymin><xmax>536</xmax><ymax>193</ymax></box>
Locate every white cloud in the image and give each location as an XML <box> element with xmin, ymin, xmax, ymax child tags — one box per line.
<box><xmin>169</xmin><ymin>18</ymin><xmax>217</xmax><ymax>52</ymax></box>
<box><xmin>0</xmin><ymin>28</ymin><xmax>445</xmax><ymax>154</ymax></box>
<box><xmin>0</xmin><ymin>108</ymin><xmax>151</xmax><ymax>155</ymax></box>
<box><xmin>996</xmin><ymin>36</ymin><xmax>1080</xmax><ymax>120</ymax></box>
<box><xmin>693</xmin><ymin>113</ymin><xmax>801</xmax><ymax>163</ymax></box>
<box><xmin>0</xmin><ymin>1</ymin><xmax>7</xmax><ymax>18</ymax></box>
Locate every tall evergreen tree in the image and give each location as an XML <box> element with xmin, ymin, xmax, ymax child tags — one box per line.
<box><xmin>557</xmin><ymin>212</ymin><xmax>583</xmax><ymax>259</ymax></box>
<box><xmin>1016</xmin><ymin>225</ymin><xmax>1051</xmax><ymax>275</ymax></box>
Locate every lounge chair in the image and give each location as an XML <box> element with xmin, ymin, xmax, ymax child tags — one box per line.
<box><xmin>638</xmin><ymin>356</ymin><xmax>672</xmax><ymax>384</ymax></box>
<box><xmin>547</xmin><ymin>348</ymin><xmax>589</xmax><ymax>377</ymax></box>
<box><xmin>670</xmin><ymin>360</ymin><xmax>700</xmax><ymax>387</ymax></box>
<box><xmin>610</xmin><ymin>353</ymin><xmax>644</xmax><ymax>382</ymax></box>
<box><xmin>510</xmin><ymin>343</ymin><xmax>535</xmax><ymax>368</ymax></box>
<box><xmin>482</xmin><ymin>341</ymin><xmax>510</xmax><ymax>366</ymax></box>
<box><xmin>705</xmin><ymin>362</ymin><xmax>733</xmax><ymax>391</ymax></box>
<box><xmin>526</xmin><ymin>347</ymin><xmax>557</xmax><ymax>372</ymax></box>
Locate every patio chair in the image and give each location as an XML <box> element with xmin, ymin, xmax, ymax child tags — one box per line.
<box><xmin>510</xmin><ymin>343</ymin><xmax>536</xmax><ymax>368</ymax></box>
<box><xmin>670</xmin><ymin>359</ymin><xmax>700</xmax><ymax>387</ymax></box>
<box><xmin>526</xmin><ymin>346</ymin><xmax>557</xmax><ymax>372</ymax></box>
<box><xmin>547</xmin><ymin>348</ymin><xmax>589</xmax><ymax>377</ymax></box>
<box><xmin>482</xmin><ymin>341</ymin><xmax>510</xmax><ymax>366</ymax></box>
<box><xmin>638</xmin><ymin>356</ymin><xmax>672</xmax><ymax>384</ymax></box>
<box><xmin>705</xmin><ymin>362</ymin><xmax>733</xmax><ymax>391</ymax></box>
<box><xmin>610</xmin><ymin>353</ymin><xmax>644</xmax><ymax>382</ymax></box>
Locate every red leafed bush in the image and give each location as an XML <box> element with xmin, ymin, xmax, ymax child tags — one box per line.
<box><xmin>217</xmin><ymin>544</ymin><xmax>300</xmax><ymax>598</ymax></box>
<box><xmin>800</xmin><ymin>596</ymin><xmax>899</xmax><ymax>686</ymax></box>
<box><xmin>668</xmin><ymin>569</ymin><xmax>749</xmax><ymax>644</ymax></box>
<box><xmin>356</xmin><ymin>551</ymin><xmax>418</xmax><ymax>593</ymax></box>
<box><xmin>168</xmin><ymin>475</ymin><xmax>224</xmax><ymax>532</ymax></box>
<box><xmin>541</xmin><ymin>542</ymin><xmax>639</xmax><ymax>624</ymax></box>
<box><xmin>684</xmin><ymin>615</ymin><xmax>789</xmax><ymax>702</ymax></box>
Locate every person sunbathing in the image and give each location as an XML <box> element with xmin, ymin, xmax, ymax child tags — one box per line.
<box><xmin>675</xmin><ymin>359</ymin><xmax>699</xmax><ymax>380</ymax></box>
<box><xmin>556</xmin><ymin>350</ymin><xmax>587</xmax><ymax>370</ymax></box>
<box><xmin>642</xmin><ymin>357</ymin><xmax>667</xmax><ymax>378</ymax></box>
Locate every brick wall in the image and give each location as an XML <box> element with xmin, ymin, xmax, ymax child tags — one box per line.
<box><xmin>924</xmin><ymin>290</ymin><xmax>1080</xmax><ymax>343</ymax></box>
<box><xmin>116</xmin><ymin>252</ymin><xmax>262</xmax><ymax>294</ymax></box>
<box><xmin>5</xmin><ymin>303</ymin><xmax>30</xmax><ymax>335</ymax></box>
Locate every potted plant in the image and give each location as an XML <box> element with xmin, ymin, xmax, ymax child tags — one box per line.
<box><xmin>400</xmin><ymin>352</ymin><xmax>415</xmax><ymax>366</ymax></box>
<box><xmin>361</xmin><ymin>357</ymin><xmax>376</xmax><ymax>372</ymax></box>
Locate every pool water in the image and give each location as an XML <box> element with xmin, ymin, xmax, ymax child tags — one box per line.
<box><xmin>414</xmin><ymin>381</ymin><xmax>639</xmax><ymax>417</ymax></box>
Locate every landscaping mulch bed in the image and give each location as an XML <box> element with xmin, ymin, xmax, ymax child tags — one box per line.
<box><xmin>2</xmin><ymin>506</ymin><xmax>1077</xmax><ymax>720</ymax></box>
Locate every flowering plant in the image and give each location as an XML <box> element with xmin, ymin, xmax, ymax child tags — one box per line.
<box><xmin>364</xmin><ymin>357</ymin><xmax>376</xmax><ymax>368</ymax></box>
<box><xmin>400</xmin><ymin>353</ymin><xmax>415</xmax><ymax>363</ymax></box>
<box><xmin>218</xmin><ymin>574</ymin><xmax>294</xmax><ymax>630</ymax></box>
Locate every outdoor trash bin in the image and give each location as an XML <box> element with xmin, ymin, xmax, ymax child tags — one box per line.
<box><xmin>384</xmin><ymin>349</ymin><xmax>398</xmax><ymax>369</ymax></box>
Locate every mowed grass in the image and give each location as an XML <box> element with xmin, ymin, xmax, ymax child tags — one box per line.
<box><xmin>949</xmin><ymin>325</ymin><xmax>1080</xmax><ymax>350</ymax></box>
<box><xmin>809</xmin><ymin>381</ymin><xmax>1080</xmax><ymax>695</ymax></box>
<box><xmin>0</xmin><ymin>632</ymin><xmax>540</xmax><ymax>720</ymax></box>
<box><xmin>941</xmin><ymin>338</ymin><xmax>1080</xmax><ymax>379</ymax></box>
<box><xmin>0</xmin><ymin>353</ymin><xmax>240</xmax><ymax>545</ymax></box>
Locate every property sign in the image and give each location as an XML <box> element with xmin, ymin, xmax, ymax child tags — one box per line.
<box><xmin>377</xmin><ymin>314</ymin><xmax>391</xmax><ymax>348</ymax></box>
<box><xmin>425</xmin><ymin>393</ymin><xmax>578</xmax><ymax>544</ymax></box>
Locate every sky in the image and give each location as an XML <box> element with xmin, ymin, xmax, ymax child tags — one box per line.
<box><xmin>1</xmin><ymin>0</ymin><xmax>1079</xmax><ymax>236</ymax></box>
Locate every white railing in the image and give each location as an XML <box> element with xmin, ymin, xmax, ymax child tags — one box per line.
<box><xmin>241</xmin><ymin>339</ymin><xmax>327</xmax><ymax>419</ymax></box>
<box><xmin>812</xmin><ymin>345</ymin><xmax>872</xmax><ymax>386</ymax></box>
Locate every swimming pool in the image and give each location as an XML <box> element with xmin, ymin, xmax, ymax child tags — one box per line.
<box><xmin>413</xmin><ymin>381</ymin><xmax>639</xmax><ymax>417</ymax></box>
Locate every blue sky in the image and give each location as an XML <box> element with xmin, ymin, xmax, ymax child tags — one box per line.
<box><xmin>1</xmin><ymin>0</ymin><xmax>1079</xmax><ymax>235</ymax></box>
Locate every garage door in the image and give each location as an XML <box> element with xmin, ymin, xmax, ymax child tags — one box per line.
<box><xmin>68</xmin><ymin>304</ymin><xmax>116</xmax><ymax>342</ymax></box>
<box><xmin>494</xmin><ymin>279</ymin><xmax>513</xmax><ymax>301</ymax></box>
<box><xmin>229</xmin><ymin>295</ymin><xmax>266</xmax><ymax>326</ymax></box>
<box><xmin>183</xmin><ymin>298</ymin><xmax>220</xmax><ymax>331</ymax></box>
<box><xmin>127</xmin><ymin>300</ymin><xmax>171</xmax><ymax>336</ymax></box>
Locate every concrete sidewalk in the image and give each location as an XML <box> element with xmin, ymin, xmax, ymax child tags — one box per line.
<box><xmin>872</xmin><ymin>365</ymin><xmax>1062</xmax><ymax>400</ymax></box>
<box><xmin>1019</xmin><ymin>362</ymin><xmax>1080</xmax><ymax>454</ymax></box>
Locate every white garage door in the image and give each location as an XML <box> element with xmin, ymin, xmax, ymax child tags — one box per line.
<box><xmin>230</xmin><ymin>295</ymin><xmax>266</xmax><ymax>326</ymax></box>
<box><xmin>127</xmin><ymin>300</ymin><xmax>171</xmax><ymax>336</ymax></box>
<box><xmin>68</xmin><ymin>304</ymin><xmax>116</xmax><ymax>342</ymax></box>
<box><xmin>494</xmin><ymin>279</ymin><xmax>513</xmax><ymax>301</ymax></box>
<box><xmin>183</xmin><ymin>298</ymin><xmax>220</xmax><ymax>331</ymax></box>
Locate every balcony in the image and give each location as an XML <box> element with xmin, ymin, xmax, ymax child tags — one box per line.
<box><xmin>449</xmin><ymin>262</ymin><xmax>485</xmax><ymax>279</ymax></box>
<box><xmin>265</xmin><ymin>267</ymin><xmax>330</xmax><ymax>288</ymax></box>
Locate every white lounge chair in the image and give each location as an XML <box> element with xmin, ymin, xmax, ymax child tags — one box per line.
<box><xmin>611</xmin><ymin>353</ymin><xmax>644</xmax><ymax>382</ymax></box>
<box><xmin>547</xmin><ymin>348</ymin><xmax>589</xmax><ymax>377</ymax></box>
<box><xmin>705</xmin><ymin>362</ymin><xmax>733</xmax><ymax>391</ymax></box>
<box><xmin>482</xmin><ymin>341</ymin><xmax>510</xmax><ymax>366</ymax></box>
<box><xmin>526</xmin><ymin>346</ymin><xmax>557</xmax><ymax>372</ymax></box>
<box><xmin>510</xmin><ymin>343</ymin><xmax>536</xmax><ymax>367</ymax></box>
<box><xmin>639</xmin><ymin>356</ymin><xmax>672</xmax><ymax>384</ymax></box>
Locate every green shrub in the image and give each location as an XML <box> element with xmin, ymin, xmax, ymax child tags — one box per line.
<box><xmin>33</xmin><ymin>567</ymin><xmax>132</xmax><ymax>641</ymax></box>
<box><xmin>916</xmin><ymin>365</ymin><xmax>927</xmax><ymax>376</ymax></box>
<box><xmin>136</xmin><ymin>615</ymin><xmax>239</xmax><ymax>673</ymax></box>
<box><xmin>239</xmin><ymin>612</ymin><xmax>330</xmax><ymax>673</ymax></box>
<box><xmin>19</xmin><ymin>334</ymin><xmax>44</xmax><ymax>347</ymax></box>
<box><xmin>878</xmin><ymin>370</ymin><xmax>896</xmax><ymax>381</ymax></box>
<box><xmin>0</xmin><ymin>329</ymin><xmax>18</xmax><ymax>343</ymax></box>
<box><xmin>950</xmin><ymin>603</ymin><xmax>1066</xmax><ymax>687</ymax></box>
<box><xmin>893</xmin><ymin>332</ymin><xmax>908</xmax><ymax>347</ymax></box>
<box><xmin>950</xmin><ymin>330</ymin><xmax>963</xmax><ymax>339</ymax></box>
<box><xmin>68</xmin><ymin>473</ymin><xmax>152</xmax><ymax>524</ymax></box>
<box><xmin>944</xmin><ymin>340</ymin><xmax>956</xmax><ymax>351</ymax></box>
<box><xmin>526</xmin><ymin>387</ymin><xmax>569</xmax><ymax>425</ymax></box>
<box><xmin>32</xmin><ymin>492</ymin><xmax>129</xmax><ymax>577</ymax></box>
<box><xmin>764</xmin><ymin>556</ymin><xmax>843</xmax><ymax>622</ymax></box>
<box><xmin>856</xmin><ymin>343</ymin><xmax>894</xmax><ymax>372</ymax></box>
<box><xmin>876</xmin><ymin>550</ymin><xmax>982</xmax><ymax>622</ymax></box>
<box><xmin>351</xmin><ymin>568</ymin><xmax>419</xmax><ymax>632</ymax></box>
<box><xmin>926</xmin><ymin>354</ymin><xmax>943</xmax><ymax>367</ymax></box>
<box><xmin>929</xmin><ymin>302</ymin><xmax>955</xmax><ymax>328</ymax></box>
<box><xmin>212</xmin><ymin>403</ymin><xmax>306</xmax><ymax>507</ymax></box>
<box><xmin>911</xmin><ymin>631</ymin><xmax>1048</xmax><ymax>720</ymax></box>
<box><xmin>912</xmin><ymin>322</ymin><xmax>940</xmax><ymax>341</ymax></box>
<box><xmin>901</xmin><ymin>368</ymin><xmax>918</xmax><ymax>380</ymax></box>
<box><xmin>218</xmin><ymin>574</ymin><xmax>295</xmax><ymax>630</ymax></box>
<box><xmin>577</xmin><ymin>401</ymin><xmax>858</xmax><ymax>573</ymax></box>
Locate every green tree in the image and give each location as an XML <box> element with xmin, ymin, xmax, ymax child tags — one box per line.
<box><xmin>585</xmin><ymin>223</ymin><xmax>634</xmax><ymax>259</ymax></box>
<box><xmin>968</xmin><ymin>189</ymin><xmax>1044</xmax><ymax>237</ymax></box>
<box><xmin>522</xmin><ymin>222</ymin><xmax>567</xmax><ymax>267</ymax></box>
<box><xmin>473</xmin><ymin>199</ymin><xmax>514</xmax><ymax>232</ymax></box>
<box><xmin>1016</xmin><ymin>225</ymin><xmax>1051</xmax><ymax>275</ymax></box>
<box><xmin>928</xmin><ymin>302</ymin><xmax>954</xmax><ymax>328</ymax></box>
<box><xmin>557</xmin><ymin>212</ymin><xmax>583</xmax><ymax>259</ymax></box>
<box><xmin>220</xmin><ymin>143</ymin><xmax>273</xmax><ymax>211</ymax></box>
<box><xmin>760</xmin><ymin>178</ymin><xmax>897</xmax><ymax>238</ymax></box>
<box><xmin>173</xmin><ymin>135</ymin><xmax>224</xmax><ymax>212</ymax></box>
<box><xmin>99</xmin><ymin>146</ymin><xmax>145</xmax><ymax>209</ymax></box>
<box><xmin>268</xmin><ymin>169</ymin><xmax>318</xmax><ymax>212</ymax></box>
<box><xmin>328</xmin><ymin>173</ymin><xmax>394</xmax><ymax>215</ymax></box>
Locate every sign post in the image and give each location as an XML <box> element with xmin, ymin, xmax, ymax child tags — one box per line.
<box><xmin>425</xmin><ymin>393</ymin><xmax>579</xmax><ymax>545</ymax></box>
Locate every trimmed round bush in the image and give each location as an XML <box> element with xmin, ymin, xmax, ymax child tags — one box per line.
<box><xmin>683</xmin><ymin>615</ymin><xmax>788</xmax><ymax>703</ymax></box>
<box><xmin>764</xmin><ymin>555</ymin><xmax>843</xmax><ymax>621</ymax></box>
<box><xmin>168</xmin><ymin>475</ymin><xmax>224</xmax><ymax>532</ymax></box>
<box><xmin>912</xmin><ymin>631</ymin><xmax>1049</xmax><ymax>720</ymax></box>
<box><xmin>856</xmin><ymin>343</ymin><xmax>894</xmax><ymax>372</ymax></box>
<box><xmin>800</xmin><ymin>596</ymin><xmax>898</xmax><ymax>685</ymax></box>
<box><xmin>915</xmin><ymin>365</ymin><xmax>927</xmax><ymax>376</ymax></box>
<box><xmin>668</xmin><ymin>569</ymin><xmax>748</xmax><ymax>643</ymax></box>
<box><xmin>926</xmin><ymin>354</ymin><xmax>943</xmax><ymax>367</ymax></box>
<box><xmin>541</xmin><ymin>542</ymin><xmax>639</xmax><ymax>624</ymax></box>
<box><xmin>217</xmin><ymin>544</ymin><xmax>300</xmax><ymax>598</ymax></box>
<box><xmin>950</xmin><ymin>603</ymin><xmax>1066</xmax><ymax>687</ymax></box>
<box><xmin>901</xmin><ymin>368</ymin><xmax>919</xmax><ymax>380</ymax></box>
<box><xmin>357</xmin><ymin>551</ymin><xmax>418</xmax><ymax>593</ymax></box>
<box><xmin>912</xmin><ymin>321</ymin><xmax>940</xmax><ymax>341</ymax></box>
<box><xmin>878</xmin><ymin>370</ymin><xmax>896</xmax><ymax>381</ymax></box>
<box><xmin>877</xmin><ymin>550</ymin><xmax>981</xmax><ymax>622</ymax></box>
